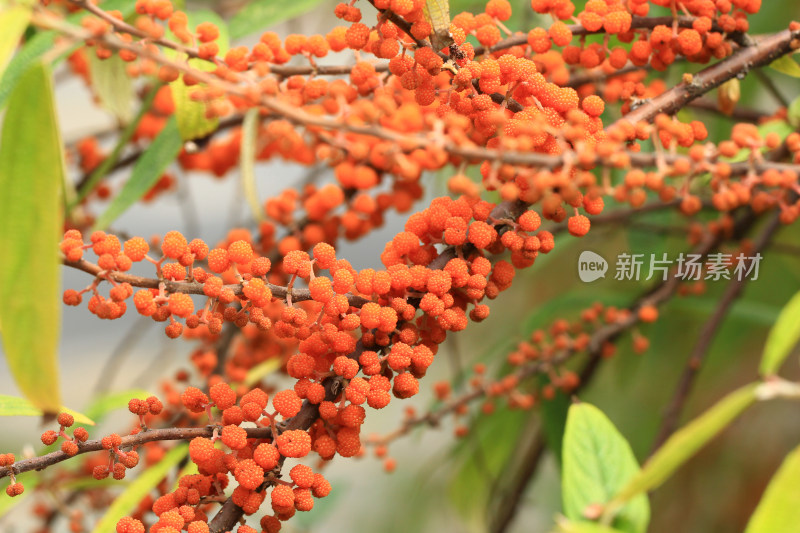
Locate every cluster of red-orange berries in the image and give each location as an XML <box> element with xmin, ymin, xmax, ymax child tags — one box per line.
<box><xmin>7</xmin><ymin>0</ymin><xmax>800</xmax><ymax>531</ymax></box>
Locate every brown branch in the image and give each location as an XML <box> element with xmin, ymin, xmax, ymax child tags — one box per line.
<box><xmin>36</xmin><ymin>11</ymin><xmax>800</xmax><ymax>180</ymax></box>
<box><xmin>476</xmin><ymin>16</ymin><xmax>750</xmax><ymax>56</ymax></box>
<box><xmin>685</xmin><ymin>98</ymin><xmax>772</xmax><ymax>123</ymax></box>
<box><xmin>69</xmin><ymin>0</ymin><xmax>382</xmax><ymax>78</ymax></box>
<box><xmin>619</xmin><ymin>28</ymin><xmax>800</xmax><ymax>125</ymax></box>
<box><xmin>208</xmin><ymin>342</ymin><xmax>363</xmax><ymax>532</ymax></box>
<box><xmin>649</xmin><ymin>210</ymin><xmax>783</xmax><ymax>453</ymax></box>
<box><xmin>0</xmin><ymin>426</ymin><xmax>269</xmax><ymax>479</ymax></box>
<box><xmin>62</xmin><ymin>257</ymin><xmax>372</xmax><ymax>308</ymax></box>
<box><xmin>490</xmin><ymin>349</ymin><xmax>605</xmax><ymax>533</ymax></box>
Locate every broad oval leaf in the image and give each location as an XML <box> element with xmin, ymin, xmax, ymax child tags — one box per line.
<box><xmin>562</xmin><ymin>403</ymin><xmax>649</xmax><ymax>533</ymax></box>
<box><xmin>92</xmin><ymin>443</ymin><xmax>188</xmax><ymax>533</ymax></box>
<box><xmin>0</xmin><ymin>394</ymin><xmax>94</xmax><ymax>426</ymax></box>
<box><xmin>608</xmin><ymin>383</ymin><xmax>757</xmax><ymax>514</ymax></box>
<box><xmin>759</xmin><ymin>290</ymin><xmax>800</xmax><ymax>376</ymax></box>
<box><xmin>0</xmin><ymin>61</ymin><xmax>63</xmax><ymax>413</ymax></box>
<box><xmin>744</xmin><ymin>444</ymin><xmax>800</xmax><ymax>533</ymax></box>
<box><xmin>93</xmin><ymin>116</ymin><xmax>182</xmax><ymax>230</ymax></box>
<box><xmin>229</xmin><ymin>0</ymin><xmax>326</xmax><ymax>39</ymax></box>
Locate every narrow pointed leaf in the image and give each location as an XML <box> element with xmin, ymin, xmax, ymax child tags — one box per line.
<box><xmin>88</xmin><ymin>53</ymin><xmax>134</xmax><ymax>123</ymax></box>
<box><xmin>229</xmin><ymin>0</ymin><xmax>325</xmax><ymax>39</ymax></box>
<box><xmin>770</xmin><ymin>55</ymin><xmax>800</xmax><ymax>78</ymax></box>
<box><xmin>0</xmin><ymin>61</ymin><xmax>63</xmax><ymax>413</ymax></box>
<box><xmin>92</xmin><ymin>443</ymin><xmax>188</xmax><ymax>533</ymax></box>
<box><xmin>759</xmin><ymin>290</ymin><xmax>800</xmax><ymax>376</ymax></box>
<box><xmin>93</xmin><ymin>116</ymin><xmax>182</xmax><ymax>230</ymax></box>
<box><xmin>244</xmin><ymin>358</ymin><xmax>281</xmax><ymax>387</ymax></box>
<box><xmin>0</xmin><ymin>472</ymin><xmax>37</xmax><ymax>517</ymax></box>
<box><xmin>608</xmin><ymin>383</ymin><xmax>757</xmax><ymax>513</ymax></box>
<box><xmin>0</xmin><ymin>395</ymin><xmax>94</xmax><ymax>426</ymax></box>
<box><xmin>745</xmin><ymin>444</ymin><xmax>800</xmax><ymax>533</ymax></box>
<box><xmin>84</xmin><ymin>389</ymin><xmax>152</xmax><ymax>423</ymax></box>
<box><xmin>562</xmin><ymin>403</ymin><xmax>649</xmax><ymax>533</ymax></box>
<box><xmin>0</xmin><ymin>1</ymin><xmax>32</xmax><ymax>79</ymax></box>
<box><xmin>240</xmin><ymin>107</ymin><xmax>264</xmax><ymax>222</ymax></box>
<box><xmin>555</xmin><ymin>517</ymin><xmax>628</xmax><ymax>533</ymax></box>
<box><xmin>0</xmin><ymin>0</ymin><xmax>135</xmax><ymax>108</ymax></box>
<box><xmin>71</xmin><ymin>83</ymin><xmax>162</xmax><ymax>210</ymax></box>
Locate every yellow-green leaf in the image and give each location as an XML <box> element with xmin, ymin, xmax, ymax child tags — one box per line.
<box><xmin>607</xmin><ymin>383</ymin><xmax>758</xmax><ymax>515</ymax></box>
<box><xmin>0</xmin><ymin>61</ymin><xmax>63</xmax><ymax>413</ymax></box>
<box><xmin>240</xmin><ymin>107</ymin><xmax>264</xmax><ymax>222</ymax></box>
<box><xmin>244</xmin><ymin>358</ymin><xmax>281</xmax><ymax>387</ymax></box>
<box><xmin>0</xmin><ymin>1</ymin><xmax>32</xmax><ymax>79</ymax></box>
<box><xmin>0</xmin><ymin>0</ymin><xmax>136</xmax><ymax>109</ymax></box>
<box><xmin>88</xmin><ymin>53</ymin><xmax>134</xmax><ymax>123</ymax></box>
<box><xmin>84</xmin><ymin>389</ymin><xmax>152</xmax><ymax>423</ymax></box>
<box><xmin>0</xmin><ymin>471</ymin><xmax>37</xmax><ymax>518</ymax></box>
<box><xmin>745</xmin><ymin>444</ymin><xmax>800</xmax><ymax>533</ymax></box>
<box><xmin>70</xmin><ymin>83</ymin><xmax>163</xmax><ymax>211</ymax></box>
<box><xmin>759</xmin><ymin>290</ymin><xmax>800</xmax><ymax>376</ymax></box>
<box><xmin>229</xmin><ymin>0</ymin><xmax>324</xmax><ymax>39</ymax></box>
<box><xmin>93</xmin><ymin>116</ymin><xmax>182</xmax><ymax>230</ymax></box>
<box><xmin>168</xmin><ymin>10</ymin><xmax>228</xmax><ymax>141</ymax></box>
<box><xmin>92</xmin><ymin>443</ymin><xmax>188</xmax><ymax>533</ymax></box>
<box><xmin>171</xmin><ymin>58</ymin><xmax>219</xmax><ymax>141</ymax></box>
<box><xmin>0</xmin><ymin>394</ymin><xmax>94</xmax><ymax>426</ymax></box>
<box><xmin>424</xmin><ymin>0</ymin><xmax>454</xmax><ymax>50</ymax></box>
<box><xmin>770</xmin><ymin>55</ymin><xmax>800</xmax><ymax>78</ymax></box>
<box><xmin>562</xmin><ymin>404</ymin><xmax>649</xmax><ymax>533</ymax></box>
<box><xmin>554</xmin><ymin>517</ymin><xmax>627</xmax><ymax>533</ymax></box>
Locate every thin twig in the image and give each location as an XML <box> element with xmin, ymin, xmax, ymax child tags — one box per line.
<box><xmin>649</xmin><ymin>211</ymin><xmax>783</xmax><ymax>453</ymax></box>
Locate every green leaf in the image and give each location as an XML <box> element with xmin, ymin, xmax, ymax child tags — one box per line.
<box><xmin>555</xmin><ymin>517</ymin><xmax>628</xmax><ymax>533</ymax></box>
<box><xmin>168</xmin><ymin>10</ymin><xmax>228</xmax><ymax>141</ymax></box>
<box><xmin>84</xmin><ymin>389</ymin><xmax>152</xmax><ymax>423</ymax></box>
<box><xmin>92</xmin><ymin>443</ymin><xmax>188</xmax><ymax>533</ymax></box>
<box><xmin>789</xmin><ymin>96</ymin><xmax>800</xmax><ymax>129</ymax></box>
<box><xmin>70</xmin><ymin>83</ymin><xmax>163</xmax><ymax>211</ymax></box>
<box><xmin>0</xmin><ymin>61</ymin><xmax>63</xmax><ymax>413</ymax></box>
<box><xmin>93</xmin><ymin>116</ymin><xmax>182</xmax><ymax>230</ymax></box>
<box><xmin>0</xmin><ymin>0</ymin><xmax>135</xmax><ymax>109</ymax></box>
<box><xmin>562</xmin><ymin>403</ymin><xmax>649</xmax><ymax>533</ymax></box>
<box><xmin>607</xmin><ymin>383</ymin><xmax>758</xmax><ymax>515</ymax></box>
<box><xmin>88</xmin><ymin>53</ymin><xmax>134</xmax><ymax>123</ymax></box>
<box><xmin>244</xmin><ymin>358</ymin><xmax>281</xmax><ymax>387</ymax></box>
<box><xmin>229</xmin><ymin>0</ymin><xmax>326</xmax><ymax>39</ymax></box>
<box><xmin>760</xmin><ymin>290</ymin><xmax>800</xmax><ymax>376</ymax></box>
<box><xmin>770</xmin><ymin>55</ymin><xmax>800</xmax><ymax>78</ymax></box>
<box><xmin>745</xmin><ymin>444</ymin><xmax>800</xmax><ymax>533</ymax></box>
<box><xmin>448</xmin><ymin>405</ymin><xmax>531</xmax><ymax>521</ymax></box>
<box><xmin>539</xmin><ymin>373</ymin><xmax>571</xmax><ymax>466</ymax></box>
<box><xmin>0</xmin><ymin>395</ymin><xmax>94</xmax><ymax>426</ymax></box>
<box><xmin>0</xmin><ymin>472</ymin><xmax>37</xmax><ymax>518</ymax></box>
<box><xmin>240</xmin><ymin>107</ymin><xmax>264</xmax><ymax>222</ymax></box>
<box><xmin>0</xmin><ymin>1</ymin><xmax>32</xmax><ymax>79</ymax></box>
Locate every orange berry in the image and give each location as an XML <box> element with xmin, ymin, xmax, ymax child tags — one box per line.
<box><xmin>567</xmin><ymin>215</ymin><xmax>591</xmax><ymax>237</ymax></box>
